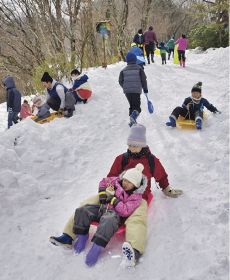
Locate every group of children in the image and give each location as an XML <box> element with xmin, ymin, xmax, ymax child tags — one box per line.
<box><xmin>2</xmin><ymin>28</ymin><xmax>221</xmax><ymax>269</ymax></box>
<box><xmin>121</xmin><ymin>32</ymin><xmax>219</xmax><ymax>129</ymax></box>
<box><xmin>2</xmin><ymin>69</ymin><xmax>92</xmax><ymax>127</ymax></box>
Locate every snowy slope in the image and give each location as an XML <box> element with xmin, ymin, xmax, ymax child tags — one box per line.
<box><xmin>0</xmin><ymin>48</ymin><xmax>229</xmax><ymax>280</ymax></box>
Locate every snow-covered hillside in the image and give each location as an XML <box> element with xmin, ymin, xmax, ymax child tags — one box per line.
<box><xmin>0</xmin><ymin>48</ymin><xmax>229</xmax><ymax>280</ymax></box>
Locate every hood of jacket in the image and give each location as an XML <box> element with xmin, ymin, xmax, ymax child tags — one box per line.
<box><xmin>3</xmin><ymin>76</ymin><xmax>16</xmax><ymax>89</ymax></box>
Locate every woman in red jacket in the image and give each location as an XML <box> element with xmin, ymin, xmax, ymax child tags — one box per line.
<box><xmin>50</xmin><ymin>124</ymin><xmax>183</xmax><ymax>267</ymax></box>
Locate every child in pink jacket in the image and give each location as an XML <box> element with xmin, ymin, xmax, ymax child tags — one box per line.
<box><xmin>20</xmin><ymin>100</ymin><xmax>32</xmax><ymax>120</ymax></box>
<box><xmin>175</xmin><ymin>34</ymin><xmax>188</xmax><ymax>67</ymax></box>
<box><xmin>72</xmin><ymin>163</ymin><xmax>146</xmax><ymax>267</ymax></box>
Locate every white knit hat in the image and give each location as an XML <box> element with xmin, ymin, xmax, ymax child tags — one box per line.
<box><xmin>127</xmin><ymin>124</ymin><xmax>147</xmax><ymax>147</ymax></box>
<box><xmin>33</xmin><ymin>96</ymin><xmax>44</xmax><ymax>107</ymax></box>
<box><xmin>122</xmin><ymin>163</ymin><xmax>144</xmax><ymax>188</ymax></box>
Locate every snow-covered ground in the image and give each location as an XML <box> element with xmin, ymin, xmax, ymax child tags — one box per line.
<box><xmin>0</xmin><ymin>48</ymin><xmax>229</xmax><ymax>280</ymax></box>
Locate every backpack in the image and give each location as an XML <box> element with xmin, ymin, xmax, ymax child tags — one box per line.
<box><xmin>121</xmin><ymin>152</ymin><xmax>155</xmax><ymax>176</ymax></box>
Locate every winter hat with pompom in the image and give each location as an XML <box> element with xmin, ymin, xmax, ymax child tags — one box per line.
<box><xmin>122</xmin><ymin>163</ymin><xmax>144</xmax><ymax>188</ymax></box>
<box><xmin>191</xmin><ymin>82</ymin><xmax>202</xmax><ymax>93</ymax></box>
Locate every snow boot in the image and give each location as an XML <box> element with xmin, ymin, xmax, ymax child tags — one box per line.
<box><xmin>195</xmin><ymin>118</ymin><xmax>202</xmax><ymax>130</ymax></box>
<box><xmin>85</xmin><ymin>243</ymin><xmax>103</xmax><ymax>266</ymax></box>
<box><xmin>120</xmin><ymin>242</ymin><xmax>137</xmax><ymax>268</ymax></box>
<box><xmin>74</xmin><ymin>234</ymin><xmax>89</xmax><ymax>254</ymax></box>
<box><xmin>166</xmin><ymin>116</ymin><xmax>176</xmax><ymax>127</ymax></box>
<box><xmin>129</xmin><ymin>110</ymin><xmax>139</xmax><ymax>127</ymax></box>
<box><xmin>49</xmin><ymin>233</ymin><xmax>73</xmax><ymax>248</ymax></box>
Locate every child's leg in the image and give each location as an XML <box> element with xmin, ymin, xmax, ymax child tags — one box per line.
<box><xmin>53</xmin><ymin>195</ymin><xmax>99</xmax><ymax>241</ymax></box>
<box><xmin>92</xmin><ymin>211</ymin><xmax>120</xmax><ymax>247</ymax></box>
<box><xmin>125</xmin><ymin>93</ymin><xmax>141</xmax><ymax>116</ymax></box>
<box><xmin>73</xmin><ymin>205</ymin><xmax>100</xmax><ymax>234</ymax></box>
<box><xmin>195</xmin><ymin>110</ymin><xmax>203</xmax><ymax>129</ymax></box>
<box><xmin>166</xmin><ymin>107</ymin><xmax>188</xmax><ymax>127</ymax></box>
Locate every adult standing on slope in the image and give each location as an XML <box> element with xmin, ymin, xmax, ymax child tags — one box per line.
<box><xmin>144</xmin><ymin>26</ymin><xmax>158</xmax><ymax>64</ymax></box>
<box><xmin>175</xmin><ymin>34</ymin><xmax>188</xmax><ymax>67</ymax></box>
<box><xmin>41</xmin><ymin>72</ymin><xmax>75</xmax><ymax>118</ymax></box>
<box><xmin>49</xmin><ymin>124</ymin><xmax>183</xmax><ymax>267</ymax></box>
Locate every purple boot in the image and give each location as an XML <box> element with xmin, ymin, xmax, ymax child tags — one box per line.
<box><xmin>74</xmin><ymin>234</ymin><xmax>89</xmax><ymax>254</ymax></box>
<box><xmin>85</xmin><ymin>243</ymin><xmax>103</xmax><ymax>266</ymax></box>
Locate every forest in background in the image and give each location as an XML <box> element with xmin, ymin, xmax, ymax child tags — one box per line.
<box><xmin>0</xmin><ymin>0</ymin><xmax>229</xmax><ymax>101</ymax></box>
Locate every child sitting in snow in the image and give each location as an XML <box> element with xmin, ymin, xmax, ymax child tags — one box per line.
<box><xmin>72</xmin><ymin>163</ymin><xmax>146</xmax><ymax>267</ymax></box>
<box><xmin>32</xmin><ymin>96</ymin><xmax>51</xmax><ymax>122</ymax></box>
<box><xmin>69</xmin><ymin>69</ymin><xmax>92</xmax><ymax>104</ymax></box>
<box><xmin>166</xmin><ymin>82</ymin><xmax>219</xmax><ymax>129</ymax></box>
<box><xmin>20</xmin><ymin>100</ymin><xmax>32</xmax><ymax>120</ymax></box>
<box><xmin>158</xmin><ymin>42</ymin><xmax>168</xmax><ymax>65</ymax></box>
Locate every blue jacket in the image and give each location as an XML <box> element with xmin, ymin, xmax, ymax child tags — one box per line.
<box><xmin>128</xmin><ymin>46</ymin><xmax>145</xmax><ymax>65</ymax></box>
<box><xmin>71</xmin><ymin>74</ymin><xmax>89</xmax><ymax>90</ymax></box>
<box><xmin>3</xmin><ymin>76</ymin><xmax>22</xmax><ymax>112</ymax></box>
<box><xmin>182</xmin><ymin>97</ymin><xmax>217</xmax><ymax>113</ymax></box>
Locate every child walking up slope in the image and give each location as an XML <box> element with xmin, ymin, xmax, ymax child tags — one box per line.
<box><xmin>119</xmin><ymin>52</ymin><xmax>148</xmax><ymax>127</ymax></box>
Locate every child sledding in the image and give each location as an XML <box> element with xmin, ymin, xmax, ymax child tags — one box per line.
<box><xmin>166</xmin><ymin>82</ymin><xmax>220</xmax><ymax>129</ymax></box>
<box><xmin>72</xmin><ymin>163</ymin><xmax>146</xmax><ymax>267</ymax></box>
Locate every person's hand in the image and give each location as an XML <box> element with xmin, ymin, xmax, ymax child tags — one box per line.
<box><xmin>214</xmin><ymin>109</ymin><xmax>221</xmax><ymax>114</ymax></box>
<box><xmin>163</xmin><ymin>186</ymin><xmax>183</xmax><ymax>198</ymax></box>
<box><xmin>144</xmin><ymin>89</ymin><xmax>148</xmax><ymax>94</ymax></box>
<box><xmin>57</xmin><ymin>108</ymin><xmax>64</xmax><ymax>116</ymax></box>
<box><xmin>98</xmin><ymin>191</ymin><xmax>107</xmax><ymax>204</ymax></box>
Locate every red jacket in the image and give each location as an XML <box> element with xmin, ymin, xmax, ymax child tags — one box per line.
<box><xmin>107</xmin><ymin>148</ymin><xmax>169</xmax><ymax>201</ymax></box>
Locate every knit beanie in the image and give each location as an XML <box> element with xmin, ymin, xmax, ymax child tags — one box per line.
<box><xmin>33</xmin><ymin>96</ymin><xmax>44</xmax><ymax>107</ymax></box>
<box><xmin>122</xmin><ymin>163</ymin><xmax>144</xmax><ymax>188</ymax></box>
<box><xmin>41</xmin><ymin>72</ymin><xmax>53</xmax><ymax>83</ymax></box>
<box><xmin>127</xmin><ymin>124</ymin><xmax>147</xmax><ymax>147</ymax></box>
<box><xmin>191</xmin><ymin>82</ymin><xmax>202</xmax><ymax>93</ymax></box>
<box><xmin>126</xmin><ymin>52</ymin><xmax>137</xmax><ymax>64</ymax></box>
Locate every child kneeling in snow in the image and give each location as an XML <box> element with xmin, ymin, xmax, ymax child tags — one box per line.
<box><xmin>166</xmin><ymin>82</ymin><xmax>219</xmax><ymax>129</ymax></box>
<box><xmin>72</xmin><ymin>164</ymin><xmax>146</xmax><ymax>267</ymax></box>
<box><xmin>70</xmin><ymin>69</ymin><xmax>92</xmax><ymax>104</ymax></box>
<box><xmin>32</xmin><ymin>96</ymin><xmax>50</xmax><ymax>122</ymax></box>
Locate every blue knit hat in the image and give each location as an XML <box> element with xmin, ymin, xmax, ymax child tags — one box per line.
<box><xmin>126</xmin><ymin>52</ymin><xmax>137</xmax><ymax>64</ymax></box>
<box><xmin>127</xmin><ymin>124</ymin><xmax>147</xmax><ymax>147</ymax></box>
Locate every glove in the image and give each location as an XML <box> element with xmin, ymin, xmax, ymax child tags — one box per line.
<box><xmin>109</xmin><ymin>196</ymin><xmax>119</xmax><ymax>206</ymax></box>
<box><xmin>57</xmin><ymin>108</ymin><xmax>64</xmax><ymax>116</ymax></box>
<box><xmin>98</xmin><ymin>191</ymin><xmax>107</xmax><ymax>204</ymax></box>
<box><xmin>8</xmin><ymin>107</ymin><xmax>13</xmax><ymax>113</ymax></box>
<box><xmin>163</xmin><ymin>186</ymin><xmax>183</xmax><ymax>198</ymax></box>
<box><xmin>144</xmin><ymin>89</ymin><xmax>148</xmax><ymax>94</ymax></box>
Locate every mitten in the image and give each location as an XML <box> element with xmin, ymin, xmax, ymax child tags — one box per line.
<box><xmin>144</xmin><ymin>89</ymin><xmax>148</xmax><ymax>94</ymax></box>
<box><xmin>98</xmin><ymin>191</ymin><xmax>107</xmax><ymax>204</ymax></box>
<box><xmin>163</xmin><ymin>186</ymin><xmax>183</xmax><ymax>198</ymax></box>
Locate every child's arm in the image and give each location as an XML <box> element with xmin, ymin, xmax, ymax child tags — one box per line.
<box><xmin>118</xmin><ymin>71</ymin><xmax>124</xmax><ymax>87</ymax></box>
<box><xmin>182</xmin><ymin>97</ymin><xmax>192</xmax><ymax>108</ymax></box>
<box><xmin>203</xmin><ymin>98</ymin><xmax>218</xmax><ymax>113</ymax></box>
<box><xmin>112</xmin><ymin>194</ymin><xmax>142</xmax><ymax>217</ymax></box>
<box><xmin>140</xmin><ymin>68</ymin><xmax>148</xmax><ymax>93</ymax></box>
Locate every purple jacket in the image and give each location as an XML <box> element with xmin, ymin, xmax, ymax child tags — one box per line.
<box><xmin>175</xmin><ymin>37</ymin><xmax>188</xmax><ymax>51</ymax></box>
<box><xmin>144</xmin><ymin>30</ymin><xmax>158</xmax><ymax>45</ymax></box>
<box><xmin>99</xmin><ymin>176</ymin><xmax>147</xmax><ymax>218</ymax></box>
